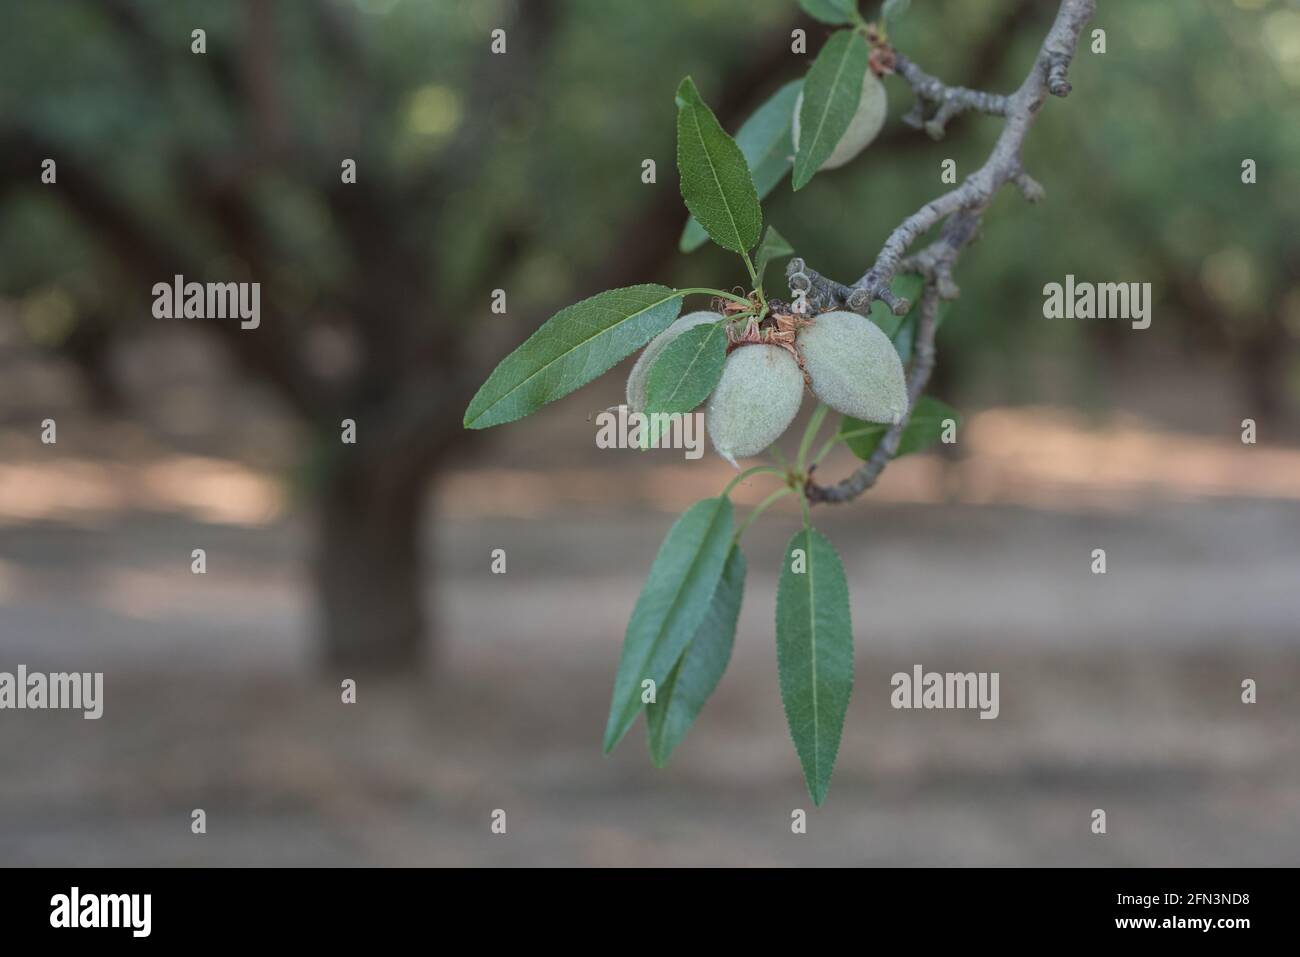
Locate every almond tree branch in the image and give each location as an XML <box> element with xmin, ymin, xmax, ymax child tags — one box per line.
<box><xmin>895</xmin><ymin>53</ymin><xmax>1009</xmax><ymax>140</ymax></box>
<box><xmin>796</xmin><ymin>0</ymin><xmax>1096</xmax><ymax>505</ymax></box>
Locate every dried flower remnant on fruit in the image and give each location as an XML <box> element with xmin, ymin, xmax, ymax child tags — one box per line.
<box><xmin>865</xmin><ymin>25</ymin><xmax>897</xmax><ymax>76</ymax></box>
<box><xmin>706</xmin><ymin>343</ymin><xmax>805</xmax><ymax>467</ymax></box>
<box><xmin>797</xmin><ymin>310</ymin><xmax>907</xmax><ymax>424</ymax></box>
<box><xmin>725</xmin><ymin>307</ymin><xmax>811</xmax><ymax>365</ymax></box>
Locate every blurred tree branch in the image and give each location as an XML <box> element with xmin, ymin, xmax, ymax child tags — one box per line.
<box><xmin>0</xmin><ymin>123</ymin><xmax>328</xmax><ymax>419</ymax></box>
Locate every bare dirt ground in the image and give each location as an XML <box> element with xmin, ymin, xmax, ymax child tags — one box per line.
<box><xmin>2</xmin><ymin>476</ymin><xmax>1297</xmax><ymax>866</ymax></box>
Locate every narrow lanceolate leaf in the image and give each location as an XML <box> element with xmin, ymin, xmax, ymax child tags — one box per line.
<box><xmin>604</xmin><ymin>497</ymin><xmax>734</xmax><ymax>752</ymax></box>
<box><xmin>675</xmin><ymin>77</ymin><xmax>761</xmax><ymax>255</ymax></box>
<box><xmin>798</xmin><ymin>0</ymin><xmax>857</xmax><ymax>25</ymax></box>
<box><xmin>680</xmin><ymin>80</ymin><xmax>802</xmax><ymax>253</ymax></box>
<box><xmin>645</xmin><ymin>320</ymin><xmax>727</xmax><ymax>414</ymax></box>
<box><xmin>792</xmin><ymin>30</ymin><xmax>869</xmax><ymax>191</ymax></box>
<box><xmin>865</xmin><ymin>273</ymin><xmax>925</xmax><ymax>340</ymax></box>
<box><xmin>840</xmin><ymin>395</ymin><xmax>960</xmax><ymax>460</ymax></box>
<box><xmin>754</xmin><ymin>225</ymin><xmax>795</xmax><ymax>287</ymax></box>
<box><xmin>464</xmin><ymin>284</ymin><xmax>682</xmax><ymax>429</ymax></box>
<box><xmin>646</xmin><ymin>546</ymin><xmax>746</xmax><ymax>767</ymax></box>
<box><xmin>776</xmin><ymin>526</ymin><xmax>853</xmax><ymax>805</ymax></box>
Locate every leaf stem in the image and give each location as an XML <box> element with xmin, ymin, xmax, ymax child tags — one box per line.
<box><xmin>812</xmin><ymin>434</ymin><xmax>844</xmax><ymax>468</ymax></box>
<box><xmin>733</xmin><ymin>486</ymin><xmax>794</xmax><ymax>543</ymax></box>
<box><xmin>721</xmin><ymin>464</ymin><xmax>785</xmax><ymax>498</ymax></box>
<box><xmin>751</xmin><ymin>266</ymin><xmax>770</xmax><ymax>315</ymax></box>
<box><xmin>739</xmin><ymin>250</ymin><xmax>760</xmax><ymax>291</ymax></box>
<box><xmin>810</xmin><ymin>420</ymin><xmax>891</xmax><ymax>467</ymax></box>
<box><xmin>795</xmin><ymin>403</ymin><xmax>830</xmax><ymax>472</ymax></box>
<box><xmin>677</xmin><ymin>286</ymin><xmax>752</xmax><ymax>307</ymax></box>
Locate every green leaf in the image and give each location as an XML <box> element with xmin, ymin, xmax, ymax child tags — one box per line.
<box><xmin>675</xmin><ymin>77</ymin><xmax>762</xmax><ymax>255</ymax></box>
<box><xmin>776</xmin><ymin>526</ymin><xmax>853</xmax><ymax>805</ymax></box>
<box><xmin>464</xmin><ymin>285</ymin><xmax>682</xmax><ymax>430</ymax></box>
<box><xmin>604</xmin><ymin>497</ymin><xmax>735</xmax><ymax>752</ymax></box>
<box><xmin>840</xmin><ymin>395</ymin><xmax>960</xmax><ymax>460</ymax></box>
<box><xmin>646</xmin><ymin>546</ymin><xmax>746</xmax><ymax>767</ymax></box>
<box><xmin>645</xmin><ymin>320</ymin><xmax>728</xmax><ymax>414</ymax></box>
<box><xmin>798</xmin><ymin>0</ymin><xmax>857</xmax><ymax>25</ymax></box>
<box><xmin>882</xmin><ymin>0</ymin><xmax>911</xmax><ymax>25</ymax></box>
<box><xmin>792</xmin><ymin>30</ymin><xmax>869</xmax><ymax>190</ymax></box>
<box><xmin>681</xmin><ymin>80</ymin><xmax>802</xmax><ymax>253</ymax></box>
<box><xmin>893</xmin><ymin>296</ymin><xmax>951</xmax><ymax>365</ymax></box>
<box><xmin>866</xmin><ymin>273</ymin><xmax>925</xmax><ymax>340</ymax></box>
<box><xmin>754</xmin><ymin>225</ymin><xmax>795</xmax><ymax>287</ymax></box>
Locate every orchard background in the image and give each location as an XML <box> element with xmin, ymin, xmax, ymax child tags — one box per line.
<box><xmin>1</xmin><ymin>0</ymin><xmax>1298</xmax><ymax>863</ymax></box>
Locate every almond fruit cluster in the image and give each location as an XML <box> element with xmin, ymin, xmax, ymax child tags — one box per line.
<box><xmin>627</xmin><ymin>308</ymin><xmax>907</xmax><ymax>466</ymax></box>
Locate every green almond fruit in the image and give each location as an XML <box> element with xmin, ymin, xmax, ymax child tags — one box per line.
<box><xmin>798</xmin><ymin>310</ymin><xmax>907</xmax><ymax>424</ymax></box>
<box><xmin>706</xmin><ymin>344</ymin><xmax>805</xmax><ymax>467</ymax></box>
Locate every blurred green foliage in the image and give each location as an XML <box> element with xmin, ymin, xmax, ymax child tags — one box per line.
<box><xmin>2</xmin><ymin>0</ymin><xmax>1298</xmax><ymax>417</ymax></box>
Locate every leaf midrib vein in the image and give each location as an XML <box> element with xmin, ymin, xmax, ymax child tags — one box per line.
<box><xmin>689</xmin><ymin>105</ymin><xmax>745</xmax><ymax>251</ymax></box>
<box><xmin>800</xmin><ymin>36</ymin><xmax>857</xmax><ymax>180</ymax></box>
<box><xmin>805</xmin><ymin>529</ymin><xmax>821</xmax><ymax>792</ymax></box>
<box><xmin>656</xmin><ymin>325</ymin><xmax>721</xmax><ymax>409</ymax></box>
<box><xmin>623</xmin><ymin>501</ymin><xmax>728</xmax><ymax>729</ymax></box>
<box><xmin>470</xmin><ymin>290</ymin><xmax>678</xmax><ymax>424</ymax></box>
<box><xmin>648</xmin><ymin>657</ymin><xmax>682</xmax><ymax>759</ymax></box>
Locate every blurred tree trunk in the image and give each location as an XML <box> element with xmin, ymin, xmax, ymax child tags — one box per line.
<box><xmin>314</xmin><ymin>451</ymin><xmax>432</xmax><ymax>671</ymax></box>
<box><xmin>1</xmin><ymin>0</ymin><xmax>826</xmax><ymax>675</ymax></box>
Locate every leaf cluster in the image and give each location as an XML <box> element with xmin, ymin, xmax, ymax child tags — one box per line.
<box><xmin>464</xmin><ymin>1</ymin><xmax>955</xmax><ymax>805</ymax></box>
